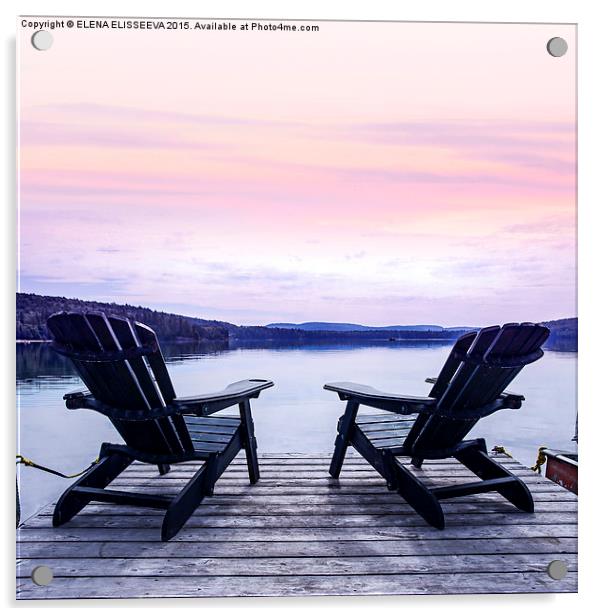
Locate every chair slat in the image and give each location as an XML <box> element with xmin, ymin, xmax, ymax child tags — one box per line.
<box><xmin>134</xmin><ymin>323</ymin><xmax>194</xmax><ymax>454</ymax></box>
<box><xmin>47</xmin><ymin>313</ymin><xmax>114</xmax><ymax>405</ymax></box>
<box><xmin>107</xmin><ymin>315</ymin><xmax>186</xmax><ymax>456</ymax></box>
<box><xmin>83</xmin><ymin>313</ymin><xmax>150</xmax><ymax>410</ymax></box>
<box><xmin>83</xmin><ymin>313</ymin><xmax>179</xmax><ymax>457</ymax></box>
<box><xmin>402</xmin><ymin>331</ymin><xmax>476</xmax><ymax>453</ymax></box>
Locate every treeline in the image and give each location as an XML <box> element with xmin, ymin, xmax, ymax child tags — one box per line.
<box><xmin>229</xmin><ymin>326</ymin><xmax>467</xmax><ymax>343</ymax></box>
<box><xmin>541</xmin><ymin>318</ymin><xmax>577</xmax><ymax>352</ymax></box>
<box><xmin>16</xmin><ymin>293</ymin><xmax>229</xmax><ymax>343</ymax></box>
<box><xmin>16</xmin><ymin>293</ymin><xmax>577</xmax><ymax>351</ymax></box>
<box><xmin>231</xmin><ymin>321</ymin><xmax>576</xmax><ymax>350</ymax></box>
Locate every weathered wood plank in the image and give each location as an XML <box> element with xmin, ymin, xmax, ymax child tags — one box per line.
<box><xmin>120</xmin><ymin>464</ymin><xmax>528</xmax><ymax>476</ymax></box>
<box><xmin>20</xmin><ymin>511</ymin><xmax>577</xmax><ymax>529</ymax></box>
<box><xmin>16</xmin><ymin>537</ymin><xmax>577</xmax><ymax>559</ymax></box>
<box><xmin>33</xmin><ymin>489</ymin><xmax>577</xmax><ymax>518</ymax></box>
<box><xmin>29</xmin><ymin>487</ymin><xmax>575</xmax><ymax>514</ymax></box>
<box><xmin>106</xmin><ymin>475</ymin><xmax>569</xmax><ymax>490</ymax></box>
<box><xmin>107</xmin><ymin>467</ymin><xmax>558</xmax><ymax>481</ymax></box>
<box><xmin>16</xmin><ymin>523</ymin><xmax>579</xmax><ymax>543</ymax></box>
<box><xmin>17</xmin><ymin>552</ymin><xmax>578</xmax><ymax>578</ymax></box>
<box><xmin>16</xmin><ymin>572</ymin><xmax>578</xmax><ymax>598</ymax></box>
<box><xmin>126</xmin><ymin>465</ymin><xmax>527</xmax><ymax>475</ymax></box>
<box><xmin>34</xmin><ymin>500</ymin><xmax>577</xmax><ymax>517</ymax></box>
<box><xmin>133</xmin><ymin>451</ymin><xmax>513</xmax><ymax>462</ymax></box>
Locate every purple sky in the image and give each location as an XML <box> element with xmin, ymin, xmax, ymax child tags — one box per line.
<box><xmin>18</xmin><ymin>21</ymin><xmax>576</xmax><ymax>326</ymax></box>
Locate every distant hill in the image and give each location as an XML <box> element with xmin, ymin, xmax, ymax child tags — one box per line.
<box><xmin>266</xmin><ymin>322</ymin><xmax>472</xmax><ymax>332</ymax></box>
<box><xmin>541</xmin><ymin>317</ymin><xmax>577</xmax><ymax>352</ymax></box>
<box><xmin>266</xmin><ymin>319</ymin><xmax>577</xmax><ymax>351</ymax></box>
<box><xmin>16</xmin><ymin>293</ymin><xmax>230</xmax><ymax>343</ymax></box>
<box><xmin>16</xmin><ymin>293</ymin><xmax>577</xmax><ymax>351</ymax></box>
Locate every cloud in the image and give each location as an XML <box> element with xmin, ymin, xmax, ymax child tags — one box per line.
<box><xmin>37</xmin><ymin>103</ymin><xmax>307</xmax><ymax>130</ymax></box>
<box><xmin>334</xmin><ymin>119</ymin><xmax>575</xmax><ymax>176</ymax></box>
<box><xmin>20</xmin><ymin>120</ymin><xmax>226</xmax><ymax>151</ymax></box>
<box><xmin>329</xmin><ymin>165</ymin><xmax>571</xmax><ymax>191</ymax></box>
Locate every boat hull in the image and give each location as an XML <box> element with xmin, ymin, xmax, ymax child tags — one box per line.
<box><xmin>543</xmin><ymin>449</ymin><xmax>578</xmax><ymax>494</ymax></box>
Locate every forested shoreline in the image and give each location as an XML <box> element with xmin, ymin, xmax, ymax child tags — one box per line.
<box><xmin>16</xmin><ymin>293</ymin><xmax>577</xmax><ymax>350</ymax></box>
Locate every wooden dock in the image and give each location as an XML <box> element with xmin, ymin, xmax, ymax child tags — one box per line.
<box><xmin>17</xmin><ymin>451</ymin><xmax>577</xmax><ymax>599</ymax></box>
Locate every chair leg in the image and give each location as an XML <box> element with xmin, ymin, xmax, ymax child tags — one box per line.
<box><xmin>455</xmin><ymin>442</ymin><xmax>534</xmax><ymax>513</ymax></box>
<box><xmin>329</xmin><ymin>401</ymin><xmax>360</xmax><ymax>478</ymax></box>
<box><xmin>53</xmin><ymin>445</ymin><xmax>133</xmax><ymax>526</ymax></box>
<box><xmin>349</xmin><ymin>429</ymin><xmax>445</xmax><ymax>528</ymax></box>
<box><xmin>411</xmin><ymin>456</ymin><xmax>423</xmax><ymax>469</ymax></box>
<box><xmin>157</xmin><ymin>464</ymin><xmax>171</xmax><ymax>475</ymax></box>
<box><xmin>161</xmin><ymin>456</ymin><xmax>216</xmax><ymax>541</ymax></box>
<box><xmin>239</xmin><ymin>399</ymin><xmax>260</xmax><ymax>484</ymax></box>
<box><xmin>384</xmin><ymin>451</ymin><xmax>445</xmax><ymax>529</ymax></box>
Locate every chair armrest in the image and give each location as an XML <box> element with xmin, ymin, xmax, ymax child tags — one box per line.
<box><xmin>324</xmin><ymin>381</ymin><xmax>436</xmax><ymax>414</ymax></box>
<box><xmin>62</xmin><ymin>380</ymin><xmax>274</xmax><ymax>419</ymax></box>
<box><xmin>499</xmin><ymin>390</ymin><xmax>524</xmax><ymax>409</ymax></box>
<box><xmin>63</xmin><ymin>393</ymin><xmax>179</xmax><ymax>420</ymax></box>
<box><xmin>63</xmin><ymin>387</ymin><xmax>91</xmax><ymax>401</ymax></box>
<box><xmin>173</xmin><ymin>379</ymin><xmax>274</xmax><ymax>414</ymax></box>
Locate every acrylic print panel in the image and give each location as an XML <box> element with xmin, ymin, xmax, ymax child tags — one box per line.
<box><xmin>17</xmin><ymin>17</ymin><xmax>577</xmax><ymax>598</ymax></box>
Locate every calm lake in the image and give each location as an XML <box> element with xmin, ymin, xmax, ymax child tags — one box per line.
<box><xmin>17</xmin><ymin>341</ymin><xmax>577</xmax><ymax>522</ymax></box>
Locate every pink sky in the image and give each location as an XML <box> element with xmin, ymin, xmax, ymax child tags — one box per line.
<box><xmin>18</xmin><ymin>21</ymin><xmax>576</xmax><ymax>326</ymax></box>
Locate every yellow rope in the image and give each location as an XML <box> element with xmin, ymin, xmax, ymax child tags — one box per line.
<box><xmin>16</xmin><ymin>454</ymin><xmax>99</xmax><ymax>527</ymax></box>
<box><xmin>16</xmin><ymin>455</ymin><xmax>35</xmax><ymax>467</ymax></box>
<box><xmin>491</xmin><ymin>445</ymin><xmax>512</xmax><ymax>457</ymax></box>
<box><xmin>16</xmin><ymin>455</ymin><xmax>99</xmax><ymax>478</ymax></box>
<box><xmin>531</xmin><ymin>446</ymin><xmax>548</xmax><ymax>474</ymax></box>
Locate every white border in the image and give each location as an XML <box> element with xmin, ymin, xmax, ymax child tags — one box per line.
<box><xmin>3</xmin><ymin>0</ymin><xmax>599</xmax><ymax>612</ymax></box>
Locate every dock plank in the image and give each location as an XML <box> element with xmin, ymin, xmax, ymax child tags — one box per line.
<box><xmin>16</xmin><ymin>572</ymin><xmax>578</xmax><ymax>598</ymax></box>
<box><xmin>16</xmin><ymin>452</ymin><xmax>577</xmax><ymax>599</ymax></box>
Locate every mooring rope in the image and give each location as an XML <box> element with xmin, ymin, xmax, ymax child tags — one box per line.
<box><xmin>491</xmin><ymin>445</ymin><xmax>512</xmax><ymax>457</ymax></box>
<box><xmin>15</xmin><ymin>455</ymin><xmax>99</xmax><ymax>528</ymax></box>
<box><xmin>531</xmin><ymin>446</ymin><xmax>548</xmax><ymax>474</ymax></box>
<box><xmin>16</xmin><ymin>455</ymin><xmax>99</xmax><ymax>479</ymax></box>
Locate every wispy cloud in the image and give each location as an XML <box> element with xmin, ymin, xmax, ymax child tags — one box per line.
<box><xmin>36</xmin><ymin>103</ymin><xmax>309</xmax><ymax>129</ymax></box>
<box><xmin>20</xmin><ymin>120</ymin><xmax>228</xmax><ymax>151</ymax></box>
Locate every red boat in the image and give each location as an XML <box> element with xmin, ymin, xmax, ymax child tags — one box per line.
<box><xmin>534</xmin><ymin>412</ymin><xmax>577</xmax><ymax>494</ymax></box>
<box><xmin>542</xmin><ymin>448</ymin><xmax>578</xmax><ymax>494</ymax></box>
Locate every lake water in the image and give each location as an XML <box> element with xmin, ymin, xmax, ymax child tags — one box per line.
<box><xmin>17</xmin><ymin>341</ymin><xmax>577</xmax><ymax>522</ymax></box>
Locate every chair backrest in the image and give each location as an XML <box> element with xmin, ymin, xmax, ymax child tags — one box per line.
<box><xmin>404</xmin><ymin>322</ymin><xmax>549</xmax><ymax>456</ymax></box>
<box><xmin>47</xmin><ymin>311</ymin><xmax>193</xmax><ymax>459</ymax></box>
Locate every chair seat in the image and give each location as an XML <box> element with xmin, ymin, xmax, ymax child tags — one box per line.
<box><xmin>184</xmin><ymin>415</ymin><xmax>241</xmax><ymax>454</ymax></box>
<box><xmin>355</xmin><ymin>413</ymin><xmax>418</xmax><ymax>450</ymax></box>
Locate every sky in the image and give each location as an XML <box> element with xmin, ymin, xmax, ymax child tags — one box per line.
<box><xmin>18</xmin><ymin>21</ymin><xmax>576</xmax><ymax>326</ymax></box>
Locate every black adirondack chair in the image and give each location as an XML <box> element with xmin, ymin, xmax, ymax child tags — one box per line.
<box><xmin>326</xmin><ymin>322</ymin><xmax>549</xmax><ymax>529</ymax></box>
<box><xmin>47</xmin><ymin>311</ymin><xmax>273</xmax><ymax>540</ymax></box>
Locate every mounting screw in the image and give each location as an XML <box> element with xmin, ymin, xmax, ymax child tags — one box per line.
<box><xmin>31</xmin><ymin>565</ymin><xmax>53</xmax><ymax>586</ymax></box>
<box><xmin>547</xmin><ymin>37</ymin><xmax>568</xmax><ymax>57</ymax></box>
<box><xmin>31</xmin><ymin>30</ymin><xmax>53</xmax><ymax>51</ymax></box>
<box><xmin>547</xmin><ymin>559</ymin><xmax>568</xmax><ymax>580</ymax></box>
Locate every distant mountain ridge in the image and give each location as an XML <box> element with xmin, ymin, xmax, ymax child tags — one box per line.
<box><xmin>266</xmin><ymin>322</ymin><xmax>474</xmax><ymax>332</ymax></box>
<box><xmin>16</xmin><ymin>293</ymin><xmax>576</xmax><ymax>351</ymax></box>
